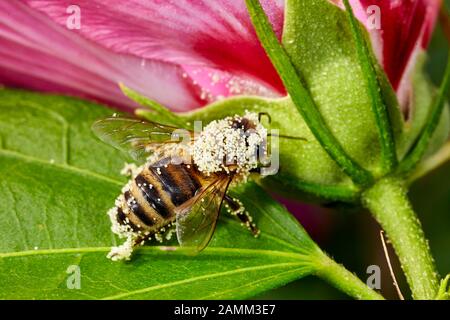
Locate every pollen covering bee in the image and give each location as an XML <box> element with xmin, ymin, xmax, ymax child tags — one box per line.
<box><xmin>93</xmin><ymin>111</ymin><xmax>277</xmax><ymax>261</ymax></box>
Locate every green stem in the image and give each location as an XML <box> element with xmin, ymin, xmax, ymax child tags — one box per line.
<box><xmin>362</xmin><ymin>177</ymin><xmax>440</xmax><ymax>299</ymax></box>
<box><xmin>245</xmin><ymin>0</ymin><xmax>373</xmax><ymax>188</ymax></box>
<box><xmin>314</xmin><ymin>253</ymin><xmax>384</xmax><ymax>300</ymax></box>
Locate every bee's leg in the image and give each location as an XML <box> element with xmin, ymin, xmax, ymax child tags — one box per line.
<box><xmin>224</xmin><ymin>195</ymin><xmax>260</xmax><ymax>237</ymax></box>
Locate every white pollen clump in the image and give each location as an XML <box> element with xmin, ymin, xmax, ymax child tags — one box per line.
<box><xmin>107</xmin><ymin>236</ymin><xmax>135</xmax><ymax>261</ymax></box>
<box><xmin>107</xmin><ymin>181</ymin><xmax>140</xmax><ymax>261</ymax></box>
<box><xmin>107</xmin><ymin>206</ymin><xmax>137</xmax><ymax>261</ymax></box>
<box><xmin>192</xmin><ymin>112</ymin><xmax>266</xmax><ymax>177</ymax></box>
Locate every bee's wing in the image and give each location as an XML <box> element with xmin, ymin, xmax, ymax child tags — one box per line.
<box><xmin>175</xmin><ymin>176</ymin><xmax>232</xmax><ymax>253</ymax></box>
<box><xmin>92</xmin><ymin>117</ymin><xmax>192</xmax><ymax>162</ymax></box>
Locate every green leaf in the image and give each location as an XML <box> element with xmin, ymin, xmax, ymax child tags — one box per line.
<box><xmin>436</xmin><ymin>274</ymin><xmax>450</xmax><ymax>300</ymax></box>
<box><xmin>0</xmin><ymin>88</ymin><xmax>323</xmax><ymax>299</ymax></box>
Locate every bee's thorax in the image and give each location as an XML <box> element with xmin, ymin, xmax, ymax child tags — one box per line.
<box><xmin>191</xmin><ymin>111</ymin><xmax>267</xmax><ymax>177</ymax></box>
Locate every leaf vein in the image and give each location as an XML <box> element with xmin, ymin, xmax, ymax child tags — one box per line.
<box><xmin>198</xmin><ymin>267</ymin><xmax>310</xmax><ymax>299</ymax></box>
<box><xmin>101</xmin><ymin>262</ymin><xmax>306</xmax><ymax>300</ymax></box>
<box><xmin>0</xmin><ymin>246</ymin><xmax>308</xmax><ymax>261</ymax></box>
<box><xmin>0</xmin><ymin>148</ymin><xmax>122</xmax><ymax>187</ymax></box>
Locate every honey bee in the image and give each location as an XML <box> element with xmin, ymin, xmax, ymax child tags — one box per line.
<box><xmin>92</xmin><ymin>111</ymin><xmax>293</xmax><ymax>261</ymax></box>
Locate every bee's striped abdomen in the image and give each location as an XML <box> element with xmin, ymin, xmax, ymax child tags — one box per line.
<box><xmin>116</xmin><ymin>158</ymin><xmax>209</xmax><ymax>235</ymax></box>
<box><xmin>150</xmin><ymin>163</ymin><xmax>202</xmax><ymax>206</ymax></box>
<box><xmin>134</xmin><ymin>174</ymin><xmax>171</xmax><ymax>219</ymax></box>
<box><xmin>124</xmin><ymin>190</ymin><xmax>156</xmax><ymax>228</ymax></box>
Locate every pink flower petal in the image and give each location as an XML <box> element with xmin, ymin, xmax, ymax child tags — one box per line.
<box><xmin>0</xmin><ymin>0</ymin><xmax>202</xmax><ymax>111</ymax></box>
<box><xmin>181</xmin><ymin>66</ymin><xmax>280</xmax><ymax>103</ymax></box>
<box><xmin>24</xmin><ymin>0</ymin><xmax>286</xmax><ymax>101</ymax></box>
<box><xmin>2</xmin><ymin>0</ymin><xmax>440</xmax><ymax>112</ymax></box>
<box><xmin>358</xmin><ymin>0</ymin><xmax>441</xmax><ymax>91</ymax></box>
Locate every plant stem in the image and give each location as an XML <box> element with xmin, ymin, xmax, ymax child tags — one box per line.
<box><xmin>362</xmin><ymin>177</ymin><xmax>440</xmax><ymax>299</ymax></box>
<box><xmin>315</xmin><ymin>253</ymin><xmax>384</xmax><ymax>300</ymax></box>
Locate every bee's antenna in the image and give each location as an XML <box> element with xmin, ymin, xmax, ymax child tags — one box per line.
<box><xmin>258</xmin><ymin>112</ymin><xmax>271</xmax><ymax>124</ymax></box>
<box><xmin>267</xmin><ymin>133</ymin><xmax>307</xmax><ymax>141</ymax></box>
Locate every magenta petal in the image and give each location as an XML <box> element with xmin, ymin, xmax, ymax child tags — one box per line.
<box><xmin>358</xmin><ymin>0</ymin><xmax>441</xmax><ymax>92</ymax></box>
<box><xmin>181</xmin><ymin>65</ymin><xmax>280</xmax><ymax>103</ymax></box>
<box><xmin>0</xmin><ymin>1</ymin><xmax>202</xmax><ymax>111</ymax></box>
<box><xmin>25</xmin><ymin>0</ymin><xmax>286</xmax><ymax>98</ymax></box>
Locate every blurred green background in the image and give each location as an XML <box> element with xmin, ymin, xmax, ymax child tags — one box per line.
<box><xmin>256</xmin><ymin>4</ymin><xmax>450</xmax><ymax>300</ymax></box>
